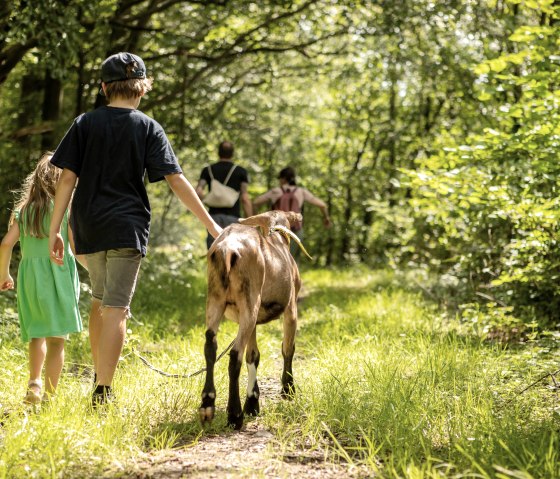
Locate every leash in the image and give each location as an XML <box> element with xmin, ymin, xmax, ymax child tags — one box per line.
<box><xmin>132</xmin><ymin>338</ymin><xmax>236</xmax><ymax>379</ymax></box>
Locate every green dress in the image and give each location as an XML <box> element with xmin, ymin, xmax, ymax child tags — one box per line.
<box><xmin>16</xmin><ymin>209</ymin><xmax>82</xmax><ymax>342</ymax></box>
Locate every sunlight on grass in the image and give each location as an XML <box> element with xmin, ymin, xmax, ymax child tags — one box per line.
<box><xmin>0</xmin><ymin>262</ymin><xmax>558</xmax><ymax>478</ymax></box>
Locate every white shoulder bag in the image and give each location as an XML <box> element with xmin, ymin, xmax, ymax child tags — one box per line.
<box><xmin>203</xmin><ymin>164</ymin><xmax>240</xmax><ymax>208</ymax></box>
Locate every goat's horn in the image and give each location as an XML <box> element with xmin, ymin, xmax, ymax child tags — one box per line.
<box><xmin>239</xmin><ymin>215</ymin><xmax>272</xmax><ymax>236</ymax></box>
<box><xmin>270</xmin><ymin>225</ymin><xmax>314</xmax><ymax>261</ymax></box>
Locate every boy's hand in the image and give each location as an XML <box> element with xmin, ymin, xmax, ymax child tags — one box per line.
<box><xmin>0</xmin><ymin>275</ymin><xmax>14</xmax><ymax>291</ymax></box>
<box><xmin>209</xmin><ymin>223</ymin><xmax>223</xmax><ymax>239</ymax></box>
<box><xmin>49</xmin><ymin>232</ymin><xmax>65</xmax><ymax>265</ymax></box>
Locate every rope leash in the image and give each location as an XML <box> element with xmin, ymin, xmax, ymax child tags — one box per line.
<box><xmin>132</xmin><ymin>338</ymin><xmax>236</xmax><ymax>379</ymax></box>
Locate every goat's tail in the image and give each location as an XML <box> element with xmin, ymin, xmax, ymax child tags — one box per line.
<box><xmin>225</xmin><ymin>249</ymin><xmax>239</xmax><ymax>275</ymax></box>
<box><xmin>209</xmin><ymin>246</ymin><xmax>239</xmax><ymax>290</ymax></box>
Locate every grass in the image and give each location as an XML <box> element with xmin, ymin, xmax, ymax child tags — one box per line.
<box><xmin>0</xmin><ymin>253</ymin><xmax>558</xmax><ymax>478</ymax></box>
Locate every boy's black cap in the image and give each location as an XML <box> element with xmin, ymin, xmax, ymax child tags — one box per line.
<box><xmin>101</xmin><ymin>52</ymin><xmax>146</xmax><ymax>84</ymax></box>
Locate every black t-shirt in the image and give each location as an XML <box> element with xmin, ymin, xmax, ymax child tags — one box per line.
<box><xmin>51</xmin><ymin>106</ymin><xmax>182</xmax><ymax>256</ymax></box>
<box><xmin>199</xmin><ymin>161</ymin><xmax>249</xmax><ymax>217</ymax></box>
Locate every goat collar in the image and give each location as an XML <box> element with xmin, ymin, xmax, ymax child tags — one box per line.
<box><xmin>270</xmin><ymin>225</ymin><xmax>313</xmax><ymax>260</ymax></box>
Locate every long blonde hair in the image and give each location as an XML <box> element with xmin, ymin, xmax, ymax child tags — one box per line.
<box><xmin>10</xmin><ymin>152</ymin><xmax>61</xmax><ymax>238</ymax></box>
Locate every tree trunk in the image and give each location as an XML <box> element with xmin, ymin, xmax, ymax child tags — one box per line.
<box><xmin>41</xmin><ymin>70</ymin><xmax>62</xmax><ymax>150</ymax></box>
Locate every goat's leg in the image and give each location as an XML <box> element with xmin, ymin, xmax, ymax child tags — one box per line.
<box><xmin>281</xmin><ymin>298</ymin><xmax>297</xmax><ymax>398</ymax></box>
<box><xmin>227</xmin><ymin>301</ymin><xmax>258</xmax><ymax>430</ymax></box>
<box><xmin>243</xmin><ymin>326</ymin><xmax>260</xmax><ymax>416</ymax></box>
<box><xmin>199</xmin><ymin>297</ymin><xmax>224</xmax><ymax>424</ymax></box>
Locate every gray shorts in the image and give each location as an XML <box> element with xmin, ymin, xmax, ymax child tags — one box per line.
<box><xmin>86</xmin><ymin>248</ymin><xmax>142</xmax><ymax>308</ymax></box>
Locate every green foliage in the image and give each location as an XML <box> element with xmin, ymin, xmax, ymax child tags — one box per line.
<box><xmin>401</xmin><ymin>14</ymin><xmax>560</xmax><ymax>324</ymax></box>
<box><xmin>1</xmin><ymin>0</ymin><xmax>560</xmax><ymax>323</ymax></box>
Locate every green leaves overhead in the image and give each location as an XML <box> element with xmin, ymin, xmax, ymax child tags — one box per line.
<box><xmin>1</xmin><ymin>0</ymin><xmax>560</xmax><ymax>323</ymax></box>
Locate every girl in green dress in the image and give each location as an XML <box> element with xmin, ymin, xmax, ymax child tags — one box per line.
<box><xmin>0</xmin><ymin>153</ymin><xmax>83</xmax><ymax>404</ymax></box>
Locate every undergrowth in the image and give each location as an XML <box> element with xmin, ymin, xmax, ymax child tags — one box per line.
<box><xmin>0</xmin><ymin>257</ymin><xmax>558</xmax><ymax>478</ymax></box>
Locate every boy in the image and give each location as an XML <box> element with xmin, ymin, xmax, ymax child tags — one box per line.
<box><xmin>48</xmin><ymin>52</ymin><xmax>222</xmax><ymax>406</ymax></box>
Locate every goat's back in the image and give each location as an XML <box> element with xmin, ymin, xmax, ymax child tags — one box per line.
<box><xmin>207</xmin><ymin>223</ymin><xmax>300</xmax><ymax>323</ymax></box>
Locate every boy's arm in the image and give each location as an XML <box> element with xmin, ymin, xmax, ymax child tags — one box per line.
<box><xmin>49</xmin><ymin>168</ymin><xmax>77</xmax><ymax>265</ymax></box>
<box><xmin>0</xmin><ymin>222</ymin><xmax>19</xmax><ymax>290</ymax></box>
<box><xmin>165</xmin><ymin>173</ymin><xmax>222</xmax><ymax>239</ymax></box>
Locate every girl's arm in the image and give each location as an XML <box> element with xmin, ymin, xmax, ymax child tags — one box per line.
<box><xmin>49</xmin><ymin>168</ymin><xmax>77</xmax><ymax>265</ymax></box>
<box><xmin>165</xmin><ymin>173</ymin><xmax>222</xmax><ymax>239</ymax></box>
<box><xmin>0</xmin><ymin>222</ymin><xmax>19</xmax><ymax>290</ymax></box>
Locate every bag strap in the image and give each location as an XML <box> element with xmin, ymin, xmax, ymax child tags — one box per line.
<box><xmin>207</xmin><ymin>165</ymin><xmax>214</xmax><ymax>181</ymax></box>
<box><xmin>223</xmin><ymin>164</ymin><xmax>237</xmax><ymax>186</ymax></box>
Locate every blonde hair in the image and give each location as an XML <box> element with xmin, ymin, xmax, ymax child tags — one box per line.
<box><xmin>105</xmin><ymin>77</ymin><xmax>153</xmax><ymax>102</ymax></box>
<box><xmin>10</xmin><ymin>152</ymin><xmax>61</xmax><ymax>238</ymax></box>
<box><xmin>105</xmin><ymin>59</ymin><xmax>153</xmax><ymax>103</ymax></box>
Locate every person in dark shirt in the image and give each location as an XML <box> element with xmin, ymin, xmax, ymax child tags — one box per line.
<box><xmin>48</xmin><ymin>52</ymin><xmax>222</xmax><ymax>407</ymax></box>
<box><xmin>196</xmin><ymin>141</ymin><xmax>252</xmax><ymax>249</ymax></box>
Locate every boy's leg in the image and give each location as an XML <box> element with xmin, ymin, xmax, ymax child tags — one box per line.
<box><xmin>96</xmin><ymin>307</ymin><xmax>127</xmax><ymax>385</ymax></box>
<box><xmin>88</xmin><ymin>299</ymin><xmax>103</xmax><ymax>378</ymax></box>
<box><xmin>93</xmin><ymin>248</ymin><xmax>142</xmax><ymax>391</ymax></box>
<box><xmin>86</xmin><ymin>251</ymin><xmax>107</xmax><ymax>383</ymax></box>
<box><xmin>44</xmin><ymin>337</ymin><xmax>65</xmax><ymax>394</ymax></box>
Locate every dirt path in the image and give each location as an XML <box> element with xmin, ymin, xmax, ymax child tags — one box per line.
<box><xmin>122</xmin><ymin>421</ymin><xmax>368</xmax><ymax>478</ymax></box>
<box><xmin>116</xmin><ymin>379</ymin><xmax>371</xmax><ymax>479</ymax></box>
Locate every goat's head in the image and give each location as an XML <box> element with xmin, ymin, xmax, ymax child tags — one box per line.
<box><xmin>239</xmin><ymin>211</ymin><xmax>302</xmax><ymax>235</ymax></box>
<box><xmin>239</xmin><ymin>211</ymin><xmax>312</xmax><ymax>260</ymax></box>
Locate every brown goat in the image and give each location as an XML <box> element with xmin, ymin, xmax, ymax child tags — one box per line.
<box><xmin>199</xmin><ymin>210</ymin><xmax>305</xmax><ymax>429</ymax></box>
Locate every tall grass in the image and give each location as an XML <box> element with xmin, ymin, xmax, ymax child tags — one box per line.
<box><xmin>266</xmin><ymin>268</ymin><xmax>559</xmax><ymax>478</ymax></box>
<box><xmin>0</xmin><ymin>257</ymin><xmax>558</xmax><ymax>478</ymax></box>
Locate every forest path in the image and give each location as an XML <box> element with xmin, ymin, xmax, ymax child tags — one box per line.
<box><xmin>116</xmin><ymin>378</ymin><xmax>369</xmax><ymax>479</ymax></box>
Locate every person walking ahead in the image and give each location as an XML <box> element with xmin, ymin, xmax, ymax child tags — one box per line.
<box><xmin>196</xmin><ymin>141</ymin><xmax>252</xmax><ymax>249</ymax></box>
<box><xmin>48</xmin><ymin>52</ymin><xmax>221</xmax><ymax>407</ymax></box>
<box><xmin>0</xmin><ymin>153</ymin><xmax>83</xmax><ymax>405</ymax></box>
<box><xmin>253</xmin><ymin>166</ymin><xmax>331</xmax><ymax>259</ymax></box>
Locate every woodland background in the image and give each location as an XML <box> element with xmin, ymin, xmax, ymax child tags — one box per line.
<box><xmin>2</xmin><ymin>0</ymin><xmax>560</xmax><ymax>331</ymax></box>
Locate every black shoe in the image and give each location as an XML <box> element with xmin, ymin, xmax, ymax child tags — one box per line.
<box><xmin>92</xmin><ymin>385</ymin><xmax>113</xmax><ymax>409</ymax></box>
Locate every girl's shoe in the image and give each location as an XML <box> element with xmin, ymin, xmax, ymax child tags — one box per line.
<box><xmin>41</xmin><ymin>392</ymin><xmax>55</xmax><ymax>404</ymax></box>
<box><xmin>23</xmin><ymin>379</ymin><xmax>42</xmax><ymax>405</ymax></box>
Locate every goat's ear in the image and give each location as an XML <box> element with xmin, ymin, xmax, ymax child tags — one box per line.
<box><xmin>239</xmin><ymin>214</ymin><xmax>273</xmax><ymax>235</ymax></box>
<box><xmin>285</xmin><ymin>212</ymin><xmax>303</xmax><ymax>226</ymax></box>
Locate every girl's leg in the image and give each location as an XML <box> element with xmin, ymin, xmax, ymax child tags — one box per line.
<box><xmin>29</xmin><ymin>338</ymin><xmax>46</xmax><ymax>382</ymax></box>
<box><xmin>25</xmin><ymin>338</ymin><xmax>46</xmax><ymax>404</ymax></box>
<box><xmin>44</xmin><ymin>337</ymin><xmax>65</xmax><ymax>395</ymax></box>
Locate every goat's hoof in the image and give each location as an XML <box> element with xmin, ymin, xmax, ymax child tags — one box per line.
<box><xmin>281</xmin><ymin>382</ymin><xmax>296</xmax><ymax>399</ymax></box>
<box><xmin>227</xmin><ymin>411</ymin><xmax>244</xmax><ymax>430</ymax></box>
<box><xmin>199</xmin><ymin>406</ymin><xmax>215</xmax><ymax>424</ymax></box>
<box><xmin>243</xmin><ymin>396</ymin><xmax>260</xmax><ymax>416</ymax></box>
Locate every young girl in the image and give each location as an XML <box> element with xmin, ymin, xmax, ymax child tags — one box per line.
<box><xmin>0</xmin><ymin>153</ymin><xmax>82</xmax><ymax>404</ymax></box>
